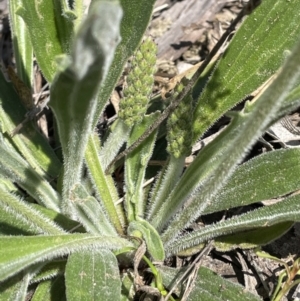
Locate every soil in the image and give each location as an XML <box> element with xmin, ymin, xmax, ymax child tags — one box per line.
<box><xmin>1</xmin><ymin>0</ymin><xmax>300</xmax><ymax>300</ymax></box>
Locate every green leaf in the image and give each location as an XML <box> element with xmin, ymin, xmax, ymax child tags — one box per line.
<box><xmin>0</xmin><ymin>272</ymin><xmax>31</xmax><ymax>301</ymax></box>
<box><xmin>159</xmin><ymin>266</ymin><xmax>262</xmax><ymax>301</ymax></box>
<box><xmin>124</xmin><ymin>113</ymin><xmax>159</xmax><ymax>220</ymax></box>
<box><xmin>0</xmin><ymin>175</ymin><xmax>19</xmax><ymax>193</ymax></box>
<box><xmin>128</xmin><ymin>218</ymin><xmax>165</xmax><ymax>261</ymax></box>
<box><xmin>0</xmin><ymin>186</ymin><xmax>65</xmax><ymax>235</ymax></box>
<box><xmin>29</xmin><ymin>204</ymin><xmax>84</xmax><ymax>233</ymax></box>
<box><xmin>65</xmin><ymin>249</ymin><xmax>121</xmax><ymax>301</ymax></box>
<box><xmin>70</xmin><ymin>183</ymin><xmax>117</xmax><ymax>236</ymax></box>
<box><xmin>214</xmin><ymin>221</ymin><xmax>294</xmax><ymax>252</ymax></box>
<box><xmin>147</xmin><ymin>155</ymin><xmax>185</xmax><ymax>222</ymax></box>
<box><xmin>92</xmin><ymin>0</ymin><xmax>156</xmax><ymax>128</ymax></box>
<box><xmin>166</xmin><ymin>194</ymin><xmax>300</xmax><ymax>256</ymax></box>
<box><xmin>49</xmin><ymin>0</ymin><xmax>122</xmax><ymax>213</ymax></box>
<box><xmin>85</xmin><ymin>134</ymin><xmax>125</xmax><ymax>234</ymax></box>
<box><xmin>31</xmin><ymin>260</ymin><xmax>66</xmax><ymax>284</ymax></box>
<box><xmin>177</xmin><ymin>222</ymin><xmax>294</xmax><ymax>256</ymax></box>
<box><xmin>159</xmin><ymin>35</ymin><xmax>300</xmax><ymax>245</ymax></box>
<box><xmin>99</xmin><ymin>119</ymin><xmax>130</xmax><ymax>170</ymax></box>
<box><xmin>204</xmin><ymin>148</ymin><xmax>300</xmax><ymax>215</ymax></box>
<box><xmin>0</xmin><ymin>234</ymin><xmax>133</xmax><ymax>282</ymax></box>
<box><xmin>120</xmin><ymin>270</ymin><xmax>135</xmax><ymax>301</ymax></box>
<box><xmin>0</xmin><ymin>207</ymin><xmax>28</xmax><ymax>236</ymax></box>
<box><xmin>0</xmin><ymin>70</ymin><xmax>62</xmax><ymax>179</ymax></box>
<box><xmin>279</xmin><ymin>83</ymin><xmax>300</xmax><ymax>117</ymax></box>
<box><xmin>70</xmin><ymin>0</ymin><xmax>84</xmax><ymax>32</ymax></box>
<box><xmin>8</xmin><ymin>0</ymin><xmax>33</xmax><ymax>88</ymax></box>
<box><xmin>17</xmin><ymin>0</ymin><xmax>74</xmax><ymax>82</ymax></box>
<box><xmin>31</xmin><ymin>274</ymin><xmax>66</xmax><ymax>301</ymax></box>
<box><xmin>0</xmin><ymin>140</ymin><xmax>61</xmax><ymax>212</ymax></box>
<box><xmin>192</xmin><ymin>0</ymin><xmax>300</xmax><ymax>141</ymax></box>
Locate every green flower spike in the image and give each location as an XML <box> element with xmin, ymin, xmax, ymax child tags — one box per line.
<box><xmin>166</xmin><ymin>80</ymin><xmax>194</xmax><ymax>158</ymax></box>
<box><xmin>118</xmin><ymin>37</ymin><xmax>157</xmax><ymax>127</ymax></box>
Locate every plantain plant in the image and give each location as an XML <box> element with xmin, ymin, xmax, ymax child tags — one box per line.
<box><xmin>1</xmin><ymin>0</ymin><xmax>300</xmax><ymax>300</ymax></box>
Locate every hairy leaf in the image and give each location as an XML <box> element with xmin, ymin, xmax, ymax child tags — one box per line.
<box><xmin>128</xmin><ymin>218</ymin><xmax>165</xmax><ymax>261</ymax></box>
<box><xmin>204</xmin><ymin>148</ymin><xmax>300</xmax><ymax>215</ymax></box>
<box><xmin>65</xmin><ymin>249</ymin><xmax>121</xmax><ymax>301</ymax></box>
<box><xmin>147</xmin><ymin>155</ymin><xmax>185</xmax><ymax>221</ymax></box>
<box><xmin>0</xmin><ymin>234</ymin><xmax>132</xmax><ymax>282</ymax></box>
<box><xmin>193</xmin><ymin>0</ymin><xmax>300</xmax><ymax>141</ymax></box>
<box><xmin>49</xmin><ymin>0</ymin><xmax>122</xmax><ymax>214</ymax></box>
<box><xmin>85</xmin><ymin>134</ymin><xmax>125</xmax><ymax>234</ymax></box>
<box><xmin>166</xmin><ymin>194</ymin><xmax>300</xmax><ymax>255</ymax></box>
<box><xmin>160</xmin><ymin>35</ymin><xmax>300</xmax><ymax>245</ymax></box>
<box><xmin>31</xmin><ymin>260</ymin><xmax>66</xmax><ymax>284</ymax></box>
<box><xmin>99</xmin><ymin>119</ymin><xmax>130</xmax><ymax>171</ymax></box>
<box><xmin>70</xmin><ymin>183</ymin><xmax>117</xmax><ymax>236</ymax></box>
<box><xmin>0</xmin><ymin>69</ymin><xmax>62</xmax><ymax>179</ymax></box>
<box><xmin>31</xmin><ymin>274</ymin><xmax>66</xmax><ymax>301</ymax></box>
<box><xmin>17</xmin><ymin>0</ymin><xmax>74</xmax><ymax>82</ymax></box>
<box><xmin>8</xmin><ymin>0</ymin><xmax>33</xmax><ymax>88</ymax></box>
<box><xmin>0</xmin><ymin>141</ymin><xmax>61</xmax><ymax>212</ymax></box>
<box><xmin>120</xmin><ymin>270</ymin><xmax>135</xmax><ymax>301</ymax></box>
<box><xmin>279</xmin><ymin>84</ymin><xmax>300</xmax><ymax>117</ymax></box>
<box><xmin>214</xmin><ymin>221</ymin><xmax>294</xmax><ymax>251</ymax></box>
<box><xmin>0</xmin><ymin>272</ymin><xmax>31</xmax><ymax>301</ymax></box>
<box><xmin>125</xmin><ymin>113</ymin><xmax>159</xmax><ymax>220</ymax></box>
<box><xmin>159</xmin><ymin>266</ymin><xmax>262</xmax><ymax>301</ymax></box>
<box><xmin>0</xmin><ymin>186</ymin><xmax>64</xmax><ymax>235</ymax></box>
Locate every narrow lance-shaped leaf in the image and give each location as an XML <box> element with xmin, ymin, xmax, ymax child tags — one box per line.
<box><xmin>99</xmin><ymin>119</ymin><xmax>131</xmax><ymax>170</ymax></box>
<box><xmin>65</xmin><ymin>249</ymin><xmax>121</xmax><ymax>301</ymax></box>
<box><xmin>0</xmin><ymin>234</ymin><xmax>133</xmax><ymax>282</ymax></box>
<box><xmin>177</xmin><ymin>222</ymin><xmax>294</xmax><ymax>257</ymax></box>
<box><xmin>159</xmin><ymin>266</ymin><xmax>262</xmax><ymax>301</ymax></box>
<box><xmin>192</xmin><ymin>0</ymin><xmax>300</xmax><ymax>141</ymax></box>
<box><xmin>70</xmin><ymin>183</ymin><xmax>118</xmax><ymax>236</ymax></box>
<box><xmin>203</xmin><ymin>148</ymin><xmax>300</xmax><ymax>215</ymax></box>
<box><xmin>124</xmin><ymin>113</ymin><xmax>159</xmax><ymax>220</ymax></box>
<box><xmin>29</xmin><ymin>203</ymin><xmax>83</xmax><ymax>233</ymax></box>
<box><xmin>146</xmin><ymin>155</ymin><xmax>185</xmax><ymax>222</ymax></box>
<box><xmin>128</xmin><ymin>218</ymin><xmax>165</xmax><ymax>261</ymax></box>
<box><xmin>85</xmin><ymin>133</ymin><xmax>125</xmax><ymax>234</ymax></box>
<box><xmin>8</xmin><ymin>0</ymin><xmax>33</xmax><ymax>88</ymax></box>
<box><xmin>0</xmin><ymin>140</ymin><xmax>61</xmax><ymax>212</ymax></box>
<box><xmin>0</xmin><ymin>186</ymin><xmax>65</xmax><ymax>235</ymax></box>
<box><xmin>278</xmin><ymin>83</ymin><xmax>300</xmax><ymax>117</ymax></box>
<box><xmin>120</xmin><ymin>271</ymin><xmax>135</xmax><ymax>301</ymax></box>
<box><xmin>0</xmin><ymin>270</ymin><xmax>33</xmax><ymax>301</ymax></box>
<box><xmin>31</xmin><ymin>260</ymin><xmax>66</xmax><ymax>284</ymax></box>
<box><xmin>31</xmin><ymin>275</ymin><xmax>66</xmax><ymax>301</ymax></box>
<box><xmin>17</xmin><ymin>0</ymin><xmax>74</xmax><ymax>82</ymax></box>
<box><xmin>49</xmin><ymin>1</ymin><xmax>123</xmax><ymax>214</ymax></box>
<box><xmin>166</xmin><ymin>193</ymin><xmax>300</xmax><ymax>256</ymax></box>
<box><xmin>0</xmin><ymin>69</ymin><xmax>62</xmax><ymax>179</ymax></box>
<box><xmin>161</xmin><ymin>35</ymin><xmax>300</xmax><ymax>245</ymax></box>
<box><xmin>214</xmin><ymin>221</ymin><xmax>294</xmax><ymax>252</ymax></box>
